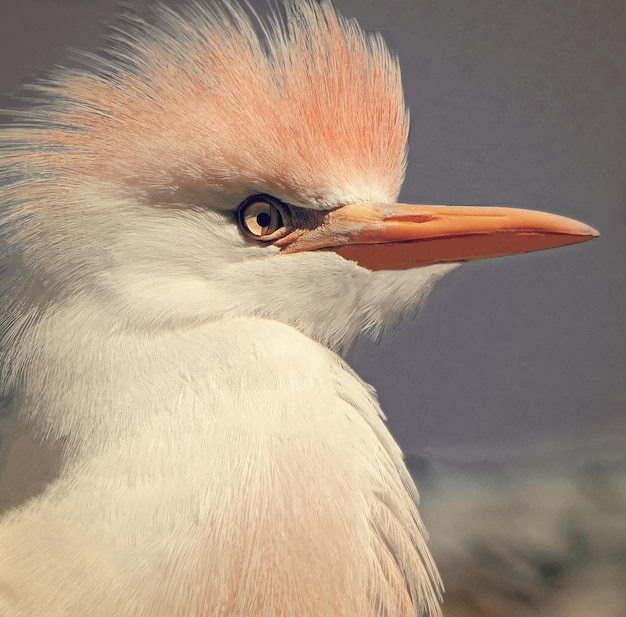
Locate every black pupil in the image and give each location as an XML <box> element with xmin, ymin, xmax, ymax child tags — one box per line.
<box><xmin>256</xmin><ymin>211</ymin><xmax>272</xmax><ymax>228</ymax></box>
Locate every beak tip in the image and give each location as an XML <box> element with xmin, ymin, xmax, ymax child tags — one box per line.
<box><xmin>576</xmin><ymin>222</ymin><xmax>600</xmax><ymax>240</ymax></box>
<box><xmin>550</xmin><ymin>212</ymin><xmax>598</xmax><ymax>241</ymax></box>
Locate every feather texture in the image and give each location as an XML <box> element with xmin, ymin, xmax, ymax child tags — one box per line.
<box><xmin>0</xmin><ymin>2</ymin><xmax>449</xmax><ymax>615</ymax></box>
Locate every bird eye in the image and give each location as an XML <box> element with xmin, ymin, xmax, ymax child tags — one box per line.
<box><xmin>237</xmin><ymin>195</ymin><xmax>290</xmax><ymax>241</ymax></box>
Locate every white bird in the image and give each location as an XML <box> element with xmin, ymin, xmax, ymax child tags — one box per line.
<box><xmin>0</xmin><ymin>2</ymin><xmax>597</xmax><ymax>616</ymax></box>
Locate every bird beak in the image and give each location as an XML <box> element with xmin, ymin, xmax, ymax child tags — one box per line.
<box><xmin>278</xmin><ymin>202</ymin><xmax>599</xmax><ymax>271</ymax></box>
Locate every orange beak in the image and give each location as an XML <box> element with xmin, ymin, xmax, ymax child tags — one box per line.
<box><xmin>278</xmin><ymin>202</ymin><xmax>598</xmax><ymax>270</ymax></box>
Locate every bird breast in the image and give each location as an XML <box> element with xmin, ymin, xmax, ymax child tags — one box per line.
<box><xmin>1</xmin><ymin>317</ymin><xmax>440</xmax><ymax>616</ymax></box>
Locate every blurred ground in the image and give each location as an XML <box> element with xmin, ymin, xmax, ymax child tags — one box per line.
<box><xmin>409</xmin><ymin>453</ymin><xmax>626</xmax><ymax>617</ymax></box>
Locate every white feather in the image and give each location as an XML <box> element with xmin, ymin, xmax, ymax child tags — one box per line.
<box><xmin>0</xmin><ymin>1</ymin><xmax>454</xmax><ymax>615</ymax></box>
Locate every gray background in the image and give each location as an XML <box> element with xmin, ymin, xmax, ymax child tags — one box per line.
<box><xmin>1</xmin><ymin>0</ymin><xmax>624</xmax><ymax>466</ymax></box>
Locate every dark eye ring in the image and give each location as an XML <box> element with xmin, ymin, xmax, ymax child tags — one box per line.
<box><xmin>237</xmin><ymin>195</ymin><xmax>291</xmax><ymax>241</ymax></box>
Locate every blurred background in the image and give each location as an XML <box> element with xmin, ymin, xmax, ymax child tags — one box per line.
<box><xmin>1</xmin><ymin>1</ymin><xmax>624</xmax><ymax>615</ymax></box>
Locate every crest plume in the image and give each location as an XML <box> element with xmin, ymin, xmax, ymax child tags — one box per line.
<box><xmin>3</xmin><ymin>1</ymin><xmax>408</xmax><ymax>212</ymax></box>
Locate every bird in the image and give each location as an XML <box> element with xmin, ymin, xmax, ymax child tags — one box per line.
<box><xmin>0</xmin><ymin>1</ymin><xmax>598</xmax><ymax>616</ymax></box>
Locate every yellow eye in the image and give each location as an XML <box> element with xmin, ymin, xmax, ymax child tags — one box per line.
<box><xmin>237</xmin><ymin>196</ymin><xmax>290</xmax><ymax>241</ymax></box>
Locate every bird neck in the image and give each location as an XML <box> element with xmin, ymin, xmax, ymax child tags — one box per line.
<box><xmin>2</xmin><ymin>297</ymin><xmax>444</xmax><ymax>617</ymax></box>
<box><xmin>6</xmin><ymin>299</ymin><xmax>363</xmax><ymax>470</ymax></box>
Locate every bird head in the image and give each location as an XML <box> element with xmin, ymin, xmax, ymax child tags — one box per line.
<box><xmin>0</xmin><ymin>1</ymin><xmax>597</xmax><ymax>354</ymax></box>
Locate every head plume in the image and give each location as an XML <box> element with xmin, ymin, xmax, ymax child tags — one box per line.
<box><xmin>3</xmin><ymin>0</ymin><xmax>409</xmax><ymax>212</ymax></box>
